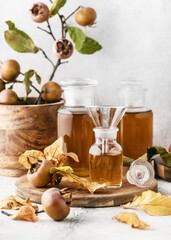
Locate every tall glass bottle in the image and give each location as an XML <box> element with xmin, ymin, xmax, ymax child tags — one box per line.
<box><xmin>119</xmin><ymin>80</ymin><xmax>153</xmax><ymax>159</ymax></box>
<box><xmin>57</xmin><ymin>78</ymin><xmax>97</xmax><ymax>176</ymax></box>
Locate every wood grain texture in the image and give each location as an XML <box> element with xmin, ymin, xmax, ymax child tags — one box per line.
<box><xmin>0</xmin><ymin>100</ymin><xmax>64</xmax><ymax>177</ymax></box>
<box><xmin>155</xmin><ymin>162</ymin><xmax>171</xmax><ymax>182</ymax></box>
<box><xmin>15</xmin><ymin>175</ymin><xmax>158</xmax><ymax>207</ymax></box>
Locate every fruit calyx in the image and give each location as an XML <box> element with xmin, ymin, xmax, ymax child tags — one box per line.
<box><xmin>30</xmin><ymin>3</ymin><xmax>49</xmax><ymax>23</ymax></box>
<box><xmin>53</xmin><ymin>39</ymin><xmax>74</xmax><ymax>59</ymax></box>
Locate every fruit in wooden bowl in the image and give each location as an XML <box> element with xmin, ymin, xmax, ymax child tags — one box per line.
<box><xmin>0</xmin><ymin>59</ymin><xmax>20</xmax><ymax>82</ymax></box>
<box><xmin>0</xmin><ymin>89</ymin><xmax>18</xmax><ymax>105</ymax></box>
<box><xmin>41</xmin><ymin>188</ymin><xmax>70</xmax><ymax>221</ymax></box>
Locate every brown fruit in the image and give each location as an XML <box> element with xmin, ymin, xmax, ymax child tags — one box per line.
<box><xmin>41</xmin><ymin>81</ymin><xmax>62</xmax><ymax>103</ymax></box>
<box><xmin>53</xmin><ymin>38</ymin><xmax>74</xmax><ymax>59</ymax></box>
<box><xmin>1</xmin><ymin>59</ymin><xmax>20</xmax><ymax>82</ymax></box>
<box><xmin>75</xmin><ymin>7</ymin><xmax>97</xmax><ymax>26</ymax></box>
<box><xmin>41</xmin><ymin>188</ymin><xmax>70</xmax><ymax>221</ymax></box>
<box><xmin>30</xmin><ymin>2</ymin><xmax>49</xmax><ymax>23</ymax></box>
<box><xmin>169</xmin><ymin>145</ymin><xmax>171</xmax><ymax>152</ymax></box>
<box><xmin>0</xmin><ymin>89</ymin><xmax>18</xmax><ymax>105</ymax></box>
<box><xmin>27</xmin><ymin>159</ymin><xmax>53</xmax><ymax>187</ymax></box>
<box><xmin>0</xmin><ymin>78</ymin><xmax>5</xmax><ymax>92</ymax></box>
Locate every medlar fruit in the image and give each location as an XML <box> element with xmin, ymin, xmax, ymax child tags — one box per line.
<box><xmin>41</xmin><ymin>81</ymin><xmax>62</xmax><ymax>103</ymax></box>
<box><xmin>1</xmin><ymin>59</ymin><xmax>20</xmax><ymax>82</ymax></box>
<box><xmin>30</xmin><ymin>2</ymin><xmax>49</xmax><ymax>23</ymax></box>
<box><xmin>27</xmin><ymin>159</ymin><xmax>53</xmax><ymax>187</ymax></box>
<box><xmin>0</xmin><ymin>89</ymin><xmax>18</xmax><ymax>105</ymax></box>
<box><xmin>41</xmin><ymin>188</ymin><xmax>70</xmax><ymax>221</ymax></box>
<box><xmin>75</xmin><ymin>7</ymin><xmax>97</xmax><ymax>26</ymax></box>
<box><xmin>53</xmin><ymin>38</ymin><xmax>74</xmax><ymax>59</ymax></box>
<box><xmin>0</xmin><ymin>79</ymin><xmax>5</xmax><ymax>92</ymax></box>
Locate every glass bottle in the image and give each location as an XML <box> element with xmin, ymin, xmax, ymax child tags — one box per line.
<box><xmin>119</xmin><ymin>81</ymin><xmax>153</xmax><ymax>159</ymax></box>
<box><xmin>89</xmin><ymin>127</ymin><xmax>123</xmax><ymax>188</ymax></box>
<box><xmin>57</xmin><ymin>78</ymin><xmax>97</xmax><ymax>176</ymax></box>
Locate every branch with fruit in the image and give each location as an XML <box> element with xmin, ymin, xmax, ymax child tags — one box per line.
<box><xmin>0</xmin><ymin>0</ymin><xmax>102</xmax><ymax>105</ymax></box>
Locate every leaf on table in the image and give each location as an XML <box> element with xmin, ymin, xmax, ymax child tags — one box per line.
<box><xmin>44</xmin><ymin>137</ymin><xmax>64</xmax><ymax>161</ymax></box>
<box><xmin>50</xmin><ymin>166</ymin><xmax>106</xmax><ymax>194</ymax></box>
<box><xmin>5</xmin><ymin>21</ymin><xmax>39</xmax><ymax>53</ymax></box>
<box><xmin>10</xmin><ymin>206</ymin><xmax>39</xmax><ymax>222</ymax></box>
<box><xmin>147</xmin><ymin>146</ymin><xmax>171</xmax><ymax>167</ymax></box>
<box><xmin>18</xmin><ymin>150</ymin><xmax>45</xmax><ymax>169</ymax></box>
<box><xmin>50</xmin><ymin>0</ymin><xmax>67</xmax><ymax>17</ymax></box>
<box><xmin>122</xmin><ymin>190</ymin><xmax>171</xmax><ymax>216</ymax></box>
<box><xmin>123</xmin><ymin>156</ymin><xmax>134</xmax><ymax>166</ymax></box>
<box><xmin>114</xmin><ymin>212</ymin><xmax>150</xmax><ymax>230</ymax></box>
<box><xmin>0</xmin><ymin>195</ymin><xmax>38</xmax><ymax>212</ymax></box>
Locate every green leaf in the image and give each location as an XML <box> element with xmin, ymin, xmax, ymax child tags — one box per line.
<box><xmin>68</xmin><ymin>26</ymin><xmax>86</xmax><ymax>50</ymax></box>
<box><xmin>5</xmin><ymin>21</ymin><xmax>39</xmax><ymax>53</ymax></box>
<box><xmin>123</xmin><ymin>156</ymin><xmax>134</xmax><ymax>166</ymax></box>
<box><xmin>34</xmin><ymin>72</ymin><xmax>41</xmax><ymax>84</ymax></box>
<box><xmin>50</xmin><ymin>166</ymin><xmax>74</xmax><ymax>175</ymax></box>
<box><xmin>78</xmin><ymin>37</ymin><xmax>102</xmax><ymax>54</ymax></box>
<box><xmin>8</xmin><ymin>84</ymin><xmax>14</xmax><ymax>90</ymax></box>
<box><xmin>68</xmin><ymin>26</ymin><xmax>102</xmax><ymax>54</ymax></box>
<box><xmin>50</xmin><ymin>0</ymin><xmax>67</xmax><ymax>17</ymax></box>
<box><xmin>147</xmin><ymin>146</ymin><xmax>171</xmax><ymax>167</ymax></box>
<box><xmin>23</xmin><ymin>70</ymin><xmax>34</xmax><ymax>97</ymax></box>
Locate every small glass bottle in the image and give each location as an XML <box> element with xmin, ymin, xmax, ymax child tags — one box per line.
<box><xmin>119</xmin><ymin>81</ymin><xmax>153</xmax><ymax>159</ymax></box>
<box><xmin>57</xmin><ymin>78</ymin><xmax>97</xmax><ymax>176</ymax></box>
<box><xmin>89</xmin><ymin>127</ymin><xmax>123</xmax><ymax>188</ymax></box>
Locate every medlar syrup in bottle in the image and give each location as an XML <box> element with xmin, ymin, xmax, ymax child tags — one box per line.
<box><xmin>89</xmin><ymin>127</ymin><xmax>123</xmax><ymax>188</ymax></box>
<box><xmin>57</xmin><ymin>78</ymin><xmax>97</xmax><ymax>176</ymax></box>
<box><xmin>119</xmin><ymin>81</ymin><xmax>153</xmax><ymax>159</ymax></box>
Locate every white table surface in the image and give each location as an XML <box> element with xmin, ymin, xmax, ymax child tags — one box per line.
<box><xmin>0</xmin><ymin>176</ymin><xmax>170</xmax><ymax>240</ymax></box>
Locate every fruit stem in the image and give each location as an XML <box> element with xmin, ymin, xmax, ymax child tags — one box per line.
<box><xmin>39</xmin><ymin>48</ymin><xmax>55</xmax><ymax>67</ymax></box>
<box><xmin>1</xmin><ymin>210</ymin><xmax>12</xmax><ymax>217</ymax></box>
<box><xmin>65</xmin><ymin>6</ymin><xmax>82</xmax><ymax>21</ymax></box>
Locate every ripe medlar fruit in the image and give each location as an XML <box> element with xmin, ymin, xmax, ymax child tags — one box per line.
<box><xmin>53</xmin><ymin>39</ymin><xmax>74</xmax><ymax>59</ymax></box>
<box><xmin>30</xmin><ymin>2</ymin><xmax>49</xmax><ymax>23</ymax></box>
<box><xmin>75</xmin><ymin>7</ymin><xmax>97</xmax><ymax>26</ymax></box>
<box><xmin>41</xmin><ymin>188</ymin><xmax>70</xmax><ymax>221</ymax></box>
<box><xmin>27</xmin><ymin>159</ymin><xmax>53</xmax><ymax>187</ymax></box>
<box><xmin>41</xmin><ymin>81</ymin><xmax>62</xmax><ymax>103</ymax></box>
<box><xmin>1</xmin><ymin>59</ymin><xmax>20</xmax><ymax>82</ymax></box>
<box><xmin>0</xmin><ymin>79</ymin><xmax>5</xmax><ymax>92</ymax></box>
<box><xmin>0</xmin><ymin>89</ymin><xmax>18</xmax><ymax>105</ymax></box>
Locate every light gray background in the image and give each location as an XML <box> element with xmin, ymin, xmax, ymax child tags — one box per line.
<box><xmin>0</xmin><ymin>0</ymin><xmax>170</xmax><ymax>148</ymax></box>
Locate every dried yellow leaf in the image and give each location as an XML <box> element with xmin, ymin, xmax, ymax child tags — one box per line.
<box><xmin>66</xmin><ymin>152</ymin><xmax>79</xmax><ymax>162</ymax></box>
<box><xmin>122</xmin><ymin>190</ymin><xmax>171</xmax><ymax>216</ymax></box>
<box><xmin>0</xmin><ymin>195</ymin><xmax>38</xmax><ymax>212</ymax></box>
<box><xmin>114</xmin><ymin>212</ymin><xmax>150</xmax><ymax>230</ymax></box>
<box><xmin>18</xmin><ymin>150</ymin><xmax>44</xmax><ymax>169</ymax></box>
<box><xmin>50</xmin><ymin>166</ymin><xmax>106</xmax><ymax>194</ymax></box>
<box><xmin>44</xmin><ymin>137</ymin><xmax>64</xmax><ymax>161</ymax></box>
<box><xmin>10</xmin><ymin>206</ymin><xmax>39</xmax><ymax>222</ymax></box>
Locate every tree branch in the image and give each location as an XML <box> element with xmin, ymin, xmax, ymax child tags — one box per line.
<box><xmin>39</xmin><ymin>48</ymin><xmax>55</xmax><ymax>67</ymax></box>
<box><xmin>65</xmin><ymin>6</ymin><xmax>81</xmax><ymax>21</ymax></box>
<box><xmin>47</xmin><ymin>20</ymin><xmax>56</xmax><ymax>41</ymax></box>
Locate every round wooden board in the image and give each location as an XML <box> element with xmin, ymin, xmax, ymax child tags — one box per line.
<box><xmin>15</xmin><ymin>175</ymin><xmax>158</xmax><ymax>207</ymax></box>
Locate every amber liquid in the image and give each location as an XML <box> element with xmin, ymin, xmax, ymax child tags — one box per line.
<box><xmin>120</xmin><ymin>110</ymin><xmax>153</xmax><ymax>159</ymax></box>
<box><xmin>89</xmin><ymin>153</ymin><xmax>123</xmax><ymax>188</ymax></box>
<box><xmin>57</xmin><ymin>109</ymin><xmax>94</xmax><ymax>176</ymax></box>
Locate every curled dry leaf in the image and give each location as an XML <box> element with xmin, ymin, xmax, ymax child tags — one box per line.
<box><xmin>10</xmin><ymin>206</ymin><xmax>39</xmax><ymax>222</ymax></box>
<box><xmin>18</xmin><ymin>150</ymin><xmax>44</xmax><ymax>169</ymax></box>
<box><xmin>0</xmin><ymin>195</ymin><xmax>38</xmax><ymax>212</ymax></box>
<box><xmin>114</xmin><ymin>212</ymin><xmax>150</xmax><ymax>230</ymax></box>
<box><xmin>44</xmin><ymin>137</ymin><xmax>64</xmax><ymax>161</ymax></box>
<box><xmin>50</xmin><ymin>166</ymin><xmax>106</xmax><ymax>194</ymax></box>
<box><xmin>122</xmin><ymin>190</ymin><xmax>171</xmax><ymax>216</ymax></box>
<box><xmin>65</xmin><ymin>152</ymin><xmax>79</xmax><ymax>162</ymax></box>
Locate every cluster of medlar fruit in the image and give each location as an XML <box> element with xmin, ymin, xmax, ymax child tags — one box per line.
<box><xmin>27</xmin><ymin>159</ymin><xmax>70</xmax><ymax>221</ymax></box>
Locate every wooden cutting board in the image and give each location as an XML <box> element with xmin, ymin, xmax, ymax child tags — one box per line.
<box><xmin>15</xmin><ymin>175</ymin><xmax>157</xmax><ymax>207</ymax></box>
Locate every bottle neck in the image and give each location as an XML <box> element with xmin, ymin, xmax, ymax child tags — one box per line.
<box><xmin>94</xmin><ymin>127</ymin><xmax>118</xmax><ymax>141</ymax></box>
